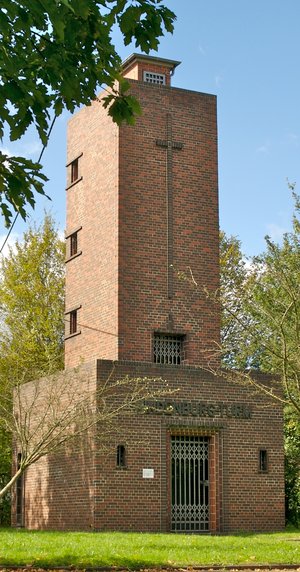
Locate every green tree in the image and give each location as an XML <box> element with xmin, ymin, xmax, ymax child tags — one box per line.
<box><xmin>0</xmin><ymin>0</ymin><xmax>175</xmax><ymax>225</ymax></box>
<box><xmin>0</xmin><ymin>215</ymin><xmax>65</xmax><ymax>380</ymax></box>
<box><xmin>285</xmin><ymin>410</ymin><xmax>300</xmax><ymax>525</ymax></box>
<box><xmin>0</xmin><ymin>214</ymin><xmax>172</xmax><ymax>510</ymax></box>
<box><xmin>220</xmin><ymin>193</ymin><xmax>300</xmax><ymax>525</ymax></box>
<box><xmin>0</xmin><ymin>214</ymin><xmax>65</xmax><ymax>523</ymax></box>
<box><xmin>0</xmin><ymin>427</ymin><xmax>11</xmax><ymax>525</ymax></box>
<box><xmin>219</xmin><ymin>230</ymin><xmax>249</xmax><ymax>368</ymax></box>
<box><xmin>0</xmin><ymin>368</ymin><xmax>169</xmax><ymax>502</ymax></box>
<box><xmin>227</xmin><ymin>196</ymin><xmax>300</xmax><ymax>417</ymax></box>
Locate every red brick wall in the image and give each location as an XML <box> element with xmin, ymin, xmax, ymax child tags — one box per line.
<box><xmin>65</xmin><ymin>98</ymin><xmax>119</xmax><ymax>368</ymax></box>
<box><xmin>12</xmin><ymin>366</ymin><xmax>96</xmax><ymax>530</ymax></box>
<box><xmin>65</xmin><ymin>75</ymin><xmax>219</xmax><ymax>369</ymax></box>
<box><xmin>118</xmin><ymin>81</ymin><xmax>219</xmax><ymax>366</ymax></box>
<box><xmin>94</xmin><ymin>360</ymin><xmax>285</xmax><ymax>533</ymax></box>
<box><xmin>13</xmin><ymin>359</ymin><xmax>285</xmax><ymax>533</ymax></box>
<box><xmin>123</xmin><ymin>60</ymin><xmax>173</xmax><ymax>85</ymax></box>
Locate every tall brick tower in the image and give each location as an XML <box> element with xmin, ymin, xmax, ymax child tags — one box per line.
<box><xmin>65</xmin><ymin>54</ymin><xmax>220</xmax><ymax>368</ymax></box>
<box><xmin>16</xmin><ymin>54</ymin><xmax>285</xmax><ymax>534</ymax></box>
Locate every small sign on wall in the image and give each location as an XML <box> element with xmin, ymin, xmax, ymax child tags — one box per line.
<box><xmin>143</xmin><ymin>468</ymin><xmax>154</xmax><ymax>479</ymax></box>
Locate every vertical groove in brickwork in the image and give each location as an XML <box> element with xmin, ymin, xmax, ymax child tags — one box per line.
<box><xmin>166</xmin><ymin>113</ymin><xmax>173</xmax><ymax>299</ymax></box>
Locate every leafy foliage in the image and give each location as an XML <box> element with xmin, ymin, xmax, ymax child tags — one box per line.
<box><xmin>221</xmin><ymin>193</ymin><xmax>300</xmax><ymax>416</ymax></box>
<box><xmin>0</xmin><ymin>0</ymin><xmax>175</xmax><ymax>225</ymax></box>
<box><xmin>0</xmin><ymin>215</ymin><xmax>65</xmax><ymax>380</ymax></box>
<box><xmin>285</xmin><ymin>411</ymin><xmax>300</xmax><ymax>526</ymax></box>
<box><xmin>0</xmin><ymin>427</ymin><xmax>11</xmax><ymax>525</ymax></box>
<box><xmin>0</xmin><ymin>153</ymin><xmax>48</xmax><ymax>227</ymax></box>
<box><xmin>220</xmin><ymin>191</ymin><xmax>300</xmax><ymax>523</ymax></box>
<box><xmin>219</xmin><ymin>231</ymin><xmax>249</xmax><ymax>368</ymax></box>
<box><xmin>0</xmin><ymin>215</ymin><xmax>65</xmax><ymax>517</ymax></box>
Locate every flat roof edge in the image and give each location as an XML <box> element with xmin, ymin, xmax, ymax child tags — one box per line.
<box><xmin>122</xmin><ymin>53</ymin><xmax>181</xmax><ymax>71</ymax></box>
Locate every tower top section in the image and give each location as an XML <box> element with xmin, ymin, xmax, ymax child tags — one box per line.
<box><xmin>122</xmin><ymin>53</ymin><xmax>181</xmax><ymax>86</ymax></box>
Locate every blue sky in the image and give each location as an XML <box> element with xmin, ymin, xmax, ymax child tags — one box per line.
<box><xmin>1</xmin><ymin>0</ymin><xmax>300</xmax><ymax>257</ymax></box>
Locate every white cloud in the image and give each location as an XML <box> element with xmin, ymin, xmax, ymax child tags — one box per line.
<box><xmin>256</xmin><ymin>140</ymin><xmax>271</xmax><ymax>154</ymax></box>
<box><xmin>0</xmin><ymin>147</ymin><xmax>13</xmax><ymax>170</ymax></box>
<box><xmin>0</xmin><ymin>232</ymin><xmax>20</xmax><ymax>258</ymax></box>
<box><xmin>22</xmin><ymin>140</ymin><xmax>43</xmax><ymax>157</ymax></box>
<box><xmin>0</xmin><ymin>147</ymin><xmax>12</xmax><ymax>157</ymax></box>
<box><xmin>265</xmin><ymin>223</ymin><xmax>287</xmax><ymax>243</ymax></box>
<box><xmin>214</xmin><ymin>74</ymin><xmax>223</xmax><ymax>87</ymax></box>
<box><xmin>1</xmin><ymin>140</ymin><xmax>43</xmax><ymax>160</ymax></box>
<box><xmin>244</xmin><ymin>257</ymin><xmax>254</xmax><ymax>272</ymax></box>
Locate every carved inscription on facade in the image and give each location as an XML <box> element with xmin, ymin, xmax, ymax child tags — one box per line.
<box><xmin>142</xmin><ymin>399</ymin><xmax>252</xmax><ymax>419</ymax></box>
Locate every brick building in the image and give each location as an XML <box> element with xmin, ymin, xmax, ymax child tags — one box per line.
<box><xmin>15</xmin><ymin>54</ymin><xmax>285</xmax><ymax>532</ymax></box>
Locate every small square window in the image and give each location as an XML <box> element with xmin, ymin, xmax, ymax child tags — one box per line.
<box><xmin>143</xmin><ymin>71</ymin><xmax>166</xmax><ymax>85</ymax></box>
<box><xmin>70</xmin><ymin>232</ymin><xmax>78</xmax><ymax>257</ymax></box>
<box><xmin>153</xmin><ymin>333</ymin><xmax>184</xmax><ymax>365</ymax></box>
<box><xmin>71</xmin><ymin>158</ymin><xmax>79</xmax><ymax>183</ymax></box>
<box><xmin>69</xmin><ymin>310</ymin><xmax>77</xmax><ymax>335</ymax></box>
<box><xmin>259</xmin><ymin>449</ymin><xmax>268</xmax><ymax>472</ymax></box>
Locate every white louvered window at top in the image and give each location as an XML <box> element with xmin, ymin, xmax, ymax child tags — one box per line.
<box><xmin>143</xmin><ymin>71</ymin><xmax>166</xmax><ymax>85</ymax></box>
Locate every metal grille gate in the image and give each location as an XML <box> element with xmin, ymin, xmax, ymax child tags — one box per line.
<box><xmin>171</xmin><ymin>435</ymin><xmax>209</xmax><ymax>532</ymax></box>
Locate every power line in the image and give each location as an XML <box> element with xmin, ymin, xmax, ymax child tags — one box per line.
<box><xmin>0</xmin><ymin>115</ymin><xmax>57</xmax><ymax>255</ymax></box>
<box><xmin>64</xmin><ymin>317</ymin><xmax>118</xmax><ymax>337</ymax></box>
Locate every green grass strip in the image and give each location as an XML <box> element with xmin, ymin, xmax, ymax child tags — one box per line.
<box><xmin>0</xmin><ymin>528</ymin><xmax>299</xmax><ymax>568</ymax></box>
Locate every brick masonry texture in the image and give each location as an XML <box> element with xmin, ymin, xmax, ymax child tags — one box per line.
<box><xmin>14</xmin><ymin>360</ymin><xmax>285</xmax><ymax>533</ymax></box>
<box><xmin>65</xmin><ymin>58</ymin><xmax>219</xmax><ymax>368</ymax></box>
<box><xmin>65</xmin><ymin>97</ymin><xmax>119</xmax><ymax>367</ymax></box>
<box><xmin>12</xmin><ymin>364</ymin><xmax>97</xmax><ymax>531</ymax></box>
<box><xmin>13</xmin><ymin>56</ymin><xmax>285</xmax><ymax>534</ymax></box>
<box><xmin>94</xmin><ymin>360</ymin><xmax>285</xmax><ymax>534</ymax></box>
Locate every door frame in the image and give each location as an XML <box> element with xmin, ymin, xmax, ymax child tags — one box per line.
<box><xmin>167</xmin><ymin>428</ymin><xmax>222</xmax><ymax>533</ymax></box>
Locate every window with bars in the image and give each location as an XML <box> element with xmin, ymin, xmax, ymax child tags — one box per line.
<box><xmin>70</xmin><ymin>158</ymin><xmax>79</xmax><ymax>183</ymax></box>
<box><xmin>69</xmin><ymin>309</ymin><xmax>77</xmax><ymax>335</ymax></box>
<box><xmin>153</xmin><ymin>333</ymin><xmax>184</xmax><ymax>365</ymax></box>
<box><xmin>259</xmin><ymin>449</ymin><xmax>268</xmax><ymax>472</ymax></box>
<box><xmin>116</xmin><ymin>444</ymin><xmax>126</xmax><ymax>468</ymax></box>
<box><xmin>143</xmin><ymin>71</ymin><xmax>166</xmax><ymax>85</ymax></box>
<box><xmin>70</xmin><ymin>232</ymin><xmax>78</xmax><ymax>257</ymax></box>
<box><xmin>65</xmin><ymin>306</ymin><xmax>81</xmax><ymax>338</ymax></box>
<box><xmin>65</xmin><ymin>226</ymin><xmax>82</xmax><ymax>261</ymax></box>
<box><xmin>16</xmin><ymin>453</ymin><xmax>24</xmax><ymax>527</ymax></box>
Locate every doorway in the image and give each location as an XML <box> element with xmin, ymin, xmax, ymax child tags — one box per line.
<box><xmin>171</xmin><ymin>435</ymin><xmax>209</xmax><ymax>532</ymax></box>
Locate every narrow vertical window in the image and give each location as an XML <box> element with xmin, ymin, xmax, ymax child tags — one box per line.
<box><xmin>71</xmin><ymin>158</ymin><xmax>79</xmax><ymax>183</ymax></box>
<box><xmin>69</xmin><ymin>309</ymin><xmax>77</xmax><ymax>335</ymax></box>
<box><xmin>117</xmin><ymin>445</ymin><xmax>126</xmax><ymax>468</ymax></box>
<box><xmin>259</xmin><ymin>449</ymin><xmax>268</xmax><ymax>472</ymax></box>
<box><xmin>65</xmin><ymin>226</ymin><xmax>82</xmax><ymax>262</ymax></box>
<box><xmin>70</xmin><ymin>232</ymin><xmax>78</xmax><ymax>257</ymax></box>
<box><xmin>66</xmin><ymin>153</ymin><xmax>82</xmax><ymax>189</ymax></box>
<box><xmin>16</xmin><ymin>453</ymin><xmax>24</xmax><ymax>527</ymax></box>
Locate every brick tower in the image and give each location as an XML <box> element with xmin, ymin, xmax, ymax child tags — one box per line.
<box><xmin>64</xmin><ymin>54</ymin><xmax>220</xmax><ymax>369</ymax></box>
<box><xmin>17</xmin><ymin>54</ymin><xmax>284</xmax><ymax>534</ymax></box>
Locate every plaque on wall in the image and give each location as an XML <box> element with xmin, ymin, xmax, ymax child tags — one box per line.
<box><xmin>143</xmin><ymin>468</ymin><xmax>154</xmax><ymax>479</ymax></box>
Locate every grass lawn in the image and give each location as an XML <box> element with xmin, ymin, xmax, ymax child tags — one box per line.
<box><xmin>0</xmin><ymin>527</ymin><xmax>299</xmax><ymax>568</ymax></box>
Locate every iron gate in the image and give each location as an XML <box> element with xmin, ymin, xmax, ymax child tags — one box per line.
<box><xmin>171</xmin><ymin>435</ymin><xmax>209</xmax><ymax>532</ymax></box>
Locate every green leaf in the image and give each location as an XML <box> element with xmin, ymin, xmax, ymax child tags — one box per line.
<box><xmin>0</xmin><ymin>0</ymin><xmax>175</xmax><ymax>223</ymax></box>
